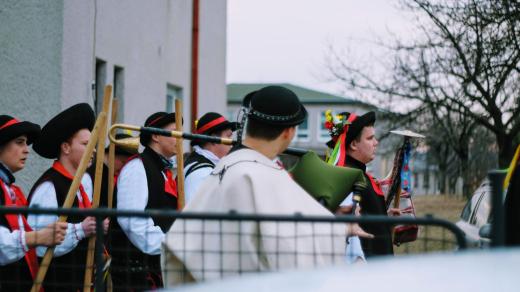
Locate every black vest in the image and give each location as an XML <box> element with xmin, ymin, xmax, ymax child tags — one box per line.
<box><xmin>345</xmin><ymin>156</ymin><xmax>394</xmax><ymax>257</ymax></box>
<box><xmin>110</xmin><ymin>147</ymin><xmax>178</xmax><ymax>290</ymax></box>
<box><xmin>28</xmin><ymin>167</ymin><xmax>91</xmax><ymax>292</ymax></box>
<box><xmin>0</xmin><ymin>185</ymin><xmax>33</xmax><ymax>291</ymax></box>
<box><xmin>184</xmin><ymin>150</ymin><xmax>215</xmax><ymax>178</ymax></box>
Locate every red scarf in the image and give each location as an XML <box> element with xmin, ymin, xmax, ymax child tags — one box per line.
<box><xmin>366</xmin><ymin>173</ymin><xmax>384</xmax><ymax>197</ymax></box>
<box><xmin>0</xmin><ymin>180</ymin><xmax>40</xmax><ymax>283</ymax></box>
<box><xmin>163</xmin><ymin>169</ymin><xmax>178</xmax><ymax>199</ymax></box>
<box><xmin>52</xmin><ymin>161</ymin><xmax>92</xmax><ymax>209</ymax></box>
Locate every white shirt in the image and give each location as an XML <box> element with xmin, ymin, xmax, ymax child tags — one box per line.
<box><xmin>340</xmin><ymin>193</ymin><xmax>366</xmax><ymax>263</ymax></box>
<box><xmin>116</xmin><ymin>158</ymin><xmax>166</xmax><ymax>255</ymax></box>
<box><xmin>0</xmin><ymin>184</ymin><xmax>29</xmax><ymax>265</ymax></box>
<box><xmin>183</xmin><ymin>146</ymin><xmax>220</xmax><ymax>205</ymax></box>
<box><xmin>27</xmin><ymin>174</ymin><xmax>92</xmax><ymax>257</ymax></box>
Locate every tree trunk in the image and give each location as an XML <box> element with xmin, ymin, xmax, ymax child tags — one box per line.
<box><xmin>497</xmin><ymin>132</ymin><xmax>514</xmax><ymax>168</ymax></box>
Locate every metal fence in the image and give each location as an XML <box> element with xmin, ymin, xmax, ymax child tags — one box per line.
<box><xmin>0</xmin><ymin>207</ymin><xmax>466</xmax><ymax>291</ymax></box>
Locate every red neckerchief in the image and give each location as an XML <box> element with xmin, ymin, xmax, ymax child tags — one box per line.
<box><xmin>163</xmin><ymin>169</ymin><xmax>178</xmax><ymax>199</ymax></box>
<box><xmin>52</xmin><ymin>161</ymin><xmax>92</xmax><ymax>209</ymax></box>
<box><xmin>0</xmin><ymin>180</ymin><xmax>40</xmax><ymax>283</ymax></box>
<box><xmin>366</xmin><ymin>173</ymin><xmax>384</xmax><ymax>197</ymax></box>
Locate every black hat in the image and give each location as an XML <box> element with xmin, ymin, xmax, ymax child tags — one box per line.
<box><xmin>326</xmin><ymin>111</ymin><xmax>376</xmax><ymax>149</ymax></box>
<box><xmin>33</xmin><ymin>103</ymin><xmax>95</xmax><ymax>159</ymax></box>
<box><xmin>243</xmin><ymin>86</ymin><xmax>307</xmax><ymax>126</ymax></box>
<box><xmin>0</xmin><ymin>115</ymin><xmax>41</xmax><ymax>146</ymax></box>
<box><xmin>106</xmin><ymin>133</ymin><xmax>139</xmax><ymax>156</ymax></box>
<box><xmin>192</xmin><ymin>112</ymin><xmax>237</xmax><ymax>146</ymax></box>
<box><xmin>140</xmin><ymin>112</ymin><xmax>177</xmax><ymax>146</ymax></box>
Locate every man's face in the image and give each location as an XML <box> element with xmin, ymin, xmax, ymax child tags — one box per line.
<box><xmin>350</xmin><ymin>126</ymin><xmax>378</xmax><ymax>164</ymax></box>
<box><xmin>62</xmin><ymin>129</ymin><xmax>92</xmax><ymax>169</ymax></box>
<box><xmin>210</xmin><ymin>128</ymin><xmax>233</xmax><ymax>158</ymax></box>
<box><xmin>0</xmin><ymin>135</ymin><xmax>29</xmax><ymax>173</ymax></box>
<box><xmin>155</xmin><ymin>122</ymin><xmax>177</xmax><ymax>158</ymax></box>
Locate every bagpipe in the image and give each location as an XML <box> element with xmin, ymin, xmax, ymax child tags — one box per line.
<box><xmin>379</xmin><ymin>130</ymin><xmax>425</xmax><ymax>246</ymax></box>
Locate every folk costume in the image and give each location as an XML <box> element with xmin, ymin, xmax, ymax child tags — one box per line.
<box><xmin>111</xmin><ymin>112</ymin><xmax>179</xmax><ymax>290</ymax></box>
<box><xmin>184</xmin><ymin>112</ymin><xmax>237</xmax><ymax>204</ymax></box>
<box><xmin>0</xmin><ymin>115</ymin><xmax>41</xmax><ymax>291</ymax></box>
<box><xmin>162</xmin><ymin>86</ymin><xmax>348</xmax><ymax>286</ymax></box>
<box><xmin>327</xmin><ymin>111</ymin><xmax>393</xmax><ymax>257</ymax></box>
<box><xmin>28</xmin><ymin>103</ymin><xmax>96</xmax><ymax>291</ymax></box>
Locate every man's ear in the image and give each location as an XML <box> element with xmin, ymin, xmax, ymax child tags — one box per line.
<box><xmin>282</xmin><ymin>127</ymin><xmax>295</xmax><ymax>139</ymax></box>
<box><xmin>61</xmin><ymin>141</ymin><xmax>70</xmax><ymax>155</ymax></box>
<box><xmin>349</xmin><ymin>140</ymin><xmax>358</xmax><ymax>152</ymax></box>
<box><xmin>150</xmin><ymin>133</ymin><xmax>160</xmax><ymax>144</ymax></box>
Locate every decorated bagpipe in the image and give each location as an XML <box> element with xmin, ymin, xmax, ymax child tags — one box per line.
<box><xmin>379</xmin><ymin>130</ymin><xmax>425</xmax><ymax>245</ymax></box>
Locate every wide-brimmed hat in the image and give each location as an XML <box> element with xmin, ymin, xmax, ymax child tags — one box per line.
<box><xmin>242</xmin><ymin>86</ymin><xmax>307</xmax><ymax>126</ymax></box>
<box><xmin>140</xmin><ymin>112</ymin><xmax>177</xmax><ymax>146</ymax></box>
<box><xmin>191</xmin><ymin>112</ymin><xmax>237</xmax><ymax>146</ymax></box>
<box><xmin>33</xmin><ymin>103</ymin><xmax>95</xmax><ymax>159</ymax></box>
<box><xmin>0</xmin><ymin>115</ymin><xmax>41</xmax><ymax>146</ymax></box>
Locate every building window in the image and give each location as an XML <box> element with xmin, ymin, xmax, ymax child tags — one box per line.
<box><xmin>413</xmin><ymin>173</ymin><xmax>419</xmax><ymax>188</ymax></box>
<box><xmin>318</xmin><ymin>110</ymin><xmax>333</xmax><ymax>142</ymax></box>
<box><xmin>95</xmin><ymin>59</ymin><xmax>107</xmax><ymax>114</ymax></box>
<box><xmin>294</xmin><ymin>117</ymin><xmax>309</xmax><ymax>142</ymax></box>
<box><xmin>166</xmin><ymin>84</ymin><xmax>183</xmax><ymax>112</ymax></box>
<box><xmin>113</xmin><ymin>66</ymin><xmax>124</xmax><ymax>122</ymax></box>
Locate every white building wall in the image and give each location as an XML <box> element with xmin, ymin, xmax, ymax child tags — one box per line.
<box><xmin>198</xmin><ymin>0</ymin><xmax>227</xmax><ymax>116</ymax></box>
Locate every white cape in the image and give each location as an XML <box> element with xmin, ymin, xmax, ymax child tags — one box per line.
<box><xmin>162</xmin><ymin>149</ymin><xmax>348</xmax><ymax>286</ymax></box>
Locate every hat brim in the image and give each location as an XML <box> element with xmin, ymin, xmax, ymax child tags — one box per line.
<box><xmin>0</xmin><ymin>121</ymin><xmax>41</xmax><ymax>146</ymax></box>
<box><xmin>33</xmin><ymin>103</ymin><xmax>95</xmax><ymax>159</ymax></box>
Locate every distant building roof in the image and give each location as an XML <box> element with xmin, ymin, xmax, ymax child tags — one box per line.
<box><xmin>227</xmin><ymin>83</ymin><xmax>368</xmax><ymax>105</ymax></box>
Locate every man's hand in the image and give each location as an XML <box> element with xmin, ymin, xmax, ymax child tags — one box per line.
<box><xmin>387</xmin><ymin>208</ymin><xmax>401</xmax><ymax>216</ymax></box>
<box><xmin>347</xmin><ymin>223</ymin><xmax>374</xmax><ymax>239</ymax></box>
<box><xmin>81</xmin><ymin>216</ymin><xmax>97</xmax><ymax>237</ymax></box>
<box><xmin>27</xmin><ymin>222</ymin><xmax>68</xmax><ymax>247</ymax></box>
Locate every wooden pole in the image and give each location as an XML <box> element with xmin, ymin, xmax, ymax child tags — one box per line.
<box><xmin>83</xmin><ymin>85</ymin><xmax>112</xmax><ymax>291</ymax></box>
<box><xmin>31</xmin><ymin>113</ymin><xmax>106</xmax><ymax>292</ymax></box>
<box><xmin>175</xmin><ymin>99</ymin><xmax>185</xmax><ymax>209</ymax></box>
<box><xmin>107</xmin><ymin>98</ymin><xmax>118</xmax><ymax>209</ymax></box>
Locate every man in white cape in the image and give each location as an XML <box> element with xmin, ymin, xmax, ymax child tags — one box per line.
<box><xmin>161</xmin><ymin>86</ymin><xmax>372</xmax><ymax>286</ymax></box>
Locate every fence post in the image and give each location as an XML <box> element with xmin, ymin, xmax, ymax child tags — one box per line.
<box><xmin>488</xmin><ymin>170</ymin><xmax>506</xmax><ymax>247</ymax></box>
<box><xmin>95</xmin><ymin>214</ymin><xmax>105</xmax><ymax>292</ymax></box>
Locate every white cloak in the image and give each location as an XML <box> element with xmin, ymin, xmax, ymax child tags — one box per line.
<box><xmin>162</xmin><ymin>148</ymin><xmax>348</xmax><ymax>286</ymax></box>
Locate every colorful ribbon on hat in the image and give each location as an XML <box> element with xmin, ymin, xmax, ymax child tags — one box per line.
<box><xmin>327</xmin><ymin>113</ymin><xmax>357</xmax><ymax>167</ymax></box>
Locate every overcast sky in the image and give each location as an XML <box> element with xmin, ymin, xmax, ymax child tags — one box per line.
<box><xmin>226</xmin><ymin>0</ymin><xmax>416</xmax><ymax>96</ymax></box>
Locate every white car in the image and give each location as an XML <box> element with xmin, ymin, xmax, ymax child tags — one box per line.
<box><xmin>165</xmin><ymin>249</ymin><xmax>520</xmax><ymax>292</ymax></box>
<box><xmin>456</xmin><ymin>179</ymin><xmax>492</xmax><ymax>247</ymax></box>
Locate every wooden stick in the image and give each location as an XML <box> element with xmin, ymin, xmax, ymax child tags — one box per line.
<box><xmin>31</xmin><ymin>112</ymin><xmax>106</xmax><ymax>292</ymax></box>
<box><xmin>83</xmin><ymin>85</ymin><xmax>112</xmax><ymax>291</ymax></box>
<box><xmin>107</xmin><ymin>99</ymin><xmax>118</xmax><ymax>209</ymax></box>
<box><xmin>175</xmin><ymin>99</ymin><xmax>185</xmax><ymax>209</ymax></box>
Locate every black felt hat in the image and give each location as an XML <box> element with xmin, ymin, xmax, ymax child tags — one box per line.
<box><xmin>243</xmin><ymin>86</ymin><xmax>307</xmax><ymax>126</ymax></box>
<box><xmin>33</xmin><ymin>103</ymin><xmax>95</xmax><ymax>159</ymax></box>
<box><xmin>140</xmin><ymin>112</ymin><xmax>177</xmax><ymax>146</ymax></box>
<box><xmin>0</xmin><ymin>115</ymin><xmax>41</xmax><ymax>146</ymax></box>
<box><xmin>326</xmin><ymin>111</ymin><xmax>376</xmax><ymax>149</ymax></box>
<box><xmin>191</xmin><ymin>112</ymin><xmax>237</xmax><ymax>146</ymax></box>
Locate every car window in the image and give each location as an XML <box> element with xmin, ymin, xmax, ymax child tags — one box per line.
<box><xmin>460</xmin><ymin>200</ymin><xmax>472</xmax><ymax>221</ymax></box>
<box><xmin>473</xmin><ymin>191</ymin><xmax>491</xmax><ymax>228</ymax></box>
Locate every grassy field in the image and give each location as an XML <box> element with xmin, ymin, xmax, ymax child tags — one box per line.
<box><xmin>393</xmin><ymin>194</ymin><xmax>468</xmax><ymax>255</ymax></box>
